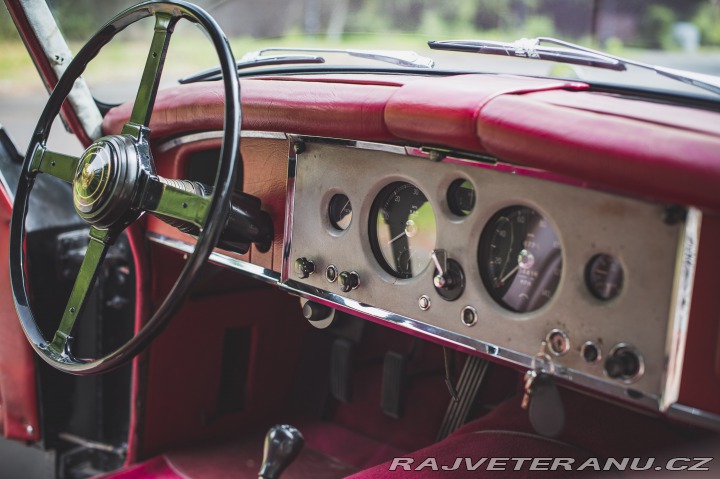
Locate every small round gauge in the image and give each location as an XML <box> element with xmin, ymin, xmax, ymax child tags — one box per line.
<box><xmin>328</xmin><ymin>193</ymin><xmax>352</xmax><ymax>231</ymax></box>
<box><xmin>370</xmin><ymin>182</ymin><xmax>437</xmax><ymax>278</ymax></box>
<box><xmin>586</xmin><ymin>253</ymin><xmax>624</xmax><ymax>300</ymax></box>
<box><xmin>447</xmin><ymin>179</ymin><xmax>476</xmax><ymax>216</ymax></box>
<box><xmin>478</xmin><ymin>205</ymin><xmax>562</xmax><ymax>313</ymax></box>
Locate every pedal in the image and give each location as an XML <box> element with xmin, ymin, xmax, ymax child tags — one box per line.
<box><xmin>330</xmin><ymin>338</ymin><xmax>354</xmax><ymax>403</ymax></box>
<box><xmin>381</xmin><ymin>351</ymin><xmax>406</xmax><ymax>418</ymax></box>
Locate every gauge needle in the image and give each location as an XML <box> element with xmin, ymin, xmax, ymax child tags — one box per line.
<box><xmin>387</xmin><ymin>231</ymin><xmax>407</xmax><ymax>245</ymax></box>
<box><xmin>497</xmin><ymin>264</ymin><xmax>519</xmax><ymax>287</ymax></box>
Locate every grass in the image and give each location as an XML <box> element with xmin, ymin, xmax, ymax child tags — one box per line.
<box><xmin>2</xmin><ymin>31</ymin><xmax>718</xmax><ymax>97</ymax></box>
<box><xmin>0</xmin><ymin>32</ymin><xmax>433</xmax><ymax>96</ymax></box>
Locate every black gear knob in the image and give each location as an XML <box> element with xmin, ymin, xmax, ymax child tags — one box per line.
<box><xmin>258</xmin><ymin>424</ymin><xmax>304</xmax><ymax>479</ymax></box>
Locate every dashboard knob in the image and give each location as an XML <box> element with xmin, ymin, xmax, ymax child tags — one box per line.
<box><xmin>302</xmin><ymin>301</ymin><xmax>332</xmax><ymax>322</ymax></box>
<box><xmin>294</xmin><ymin>257</ymin><xmax>315</xmax><ymax>279</ymax></box>
<box><xmin>338</xmin><ymin>271</ymin><xmax>360</xmax><ymax>292</ymax></box>
<box><xmin>430</xmin><ymin>249</ymin><xmax>465</xmax><ymax>301</ymax></box>
<box><xmin>605</xmin><ymin>347</ymin><xmax>641</xmax><ymax>380</ymax></box>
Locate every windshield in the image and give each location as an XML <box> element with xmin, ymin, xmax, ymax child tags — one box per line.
<box><xmin>1</xmin><ymin>1</ymin><xmax>720</xmax><ymax>108</ymax></box>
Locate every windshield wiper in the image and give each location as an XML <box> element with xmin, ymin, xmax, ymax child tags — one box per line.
<box><xmin>429</xmin><ymin>37</ymin><xmax>720</xmax><ymax>96</ymax></box>
<box><xmin>180</xmin><ymin>54</ymin><xmax>325</xmax><ymax>84</ymax></box>
<box><xmin>246</xmin><ymin>47</ymin><xmax>435</xmax><ymax>69</ymax></box>
<box><xmin>181</xmin><ymin>47</ymin><xmax>434</xmax><ymax>84</ymax></box>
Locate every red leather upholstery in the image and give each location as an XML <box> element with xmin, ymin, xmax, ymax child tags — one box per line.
<box><xmin>384</xmin><ymin>74</ymin><xmax>587</xmax><ymax>152</ymax></box>
<box><xmin>103</xmin><ymin>73</ymin><xmax>720</xmax><ymax>213</ymax></box>
<box><xmin>102</xmin><ymin>79</ymin><xmax>400</xmax><ymax>142</ymax></box>
<box><xmin>348</xmin><ymin>390</ymin><xmax>694</xmax><ymax>479</ymax></box>
<box><xmin>477</xmin><ymin>94</ymin><xmax>720</xmax><ymax>212</ymax></box>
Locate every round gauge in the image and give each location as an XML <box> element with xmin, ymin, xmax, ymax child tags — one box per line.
<box><xmin>586</xmin><ymin>253</ymin><xmax>624</xmax><ymax>300</ymax></box>
<box><xmin>478</xmin><ymin>205</ymin><xmax>562</xmax><ymax>313</ymax></box>
<box><xmin>370</xmin><ymin>182</ymin><xmax>437</xmax><ymax>278</ymax></box>
<box><xmin>328</xmin><ymin>193</ymin><xmax>352</xmax><ymax>231</ymax></box>
<box><xmin>447</xmin><ymin>179</ymin><xmax>475</xmax><ymax>216</ymax></box>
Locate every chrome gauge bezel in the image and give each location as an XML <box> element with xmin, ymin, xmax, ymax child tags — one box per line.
<box><xmin>368</xmin><ymin>181</ymin><xmax>437</xmax><ymax>279</ymax></box>
<box><xmin>477</xmin><ymin>204</ymin><xmax>563</xmax><ymax>313</ymax></box>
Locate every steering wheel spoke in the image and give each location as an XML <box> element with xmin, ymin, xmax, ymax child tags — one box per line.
<box><xmin>121</xmin><ymin>12</ymin><xmax>179</xmax><ymax>138</ymax></box>
<box><xmin>143</xmin><ymin>177</ymin><xmax>212</xmax><ymax>228</ymax></box>
<box><xmin>30</xmin><ymin>145</ymin><xmax>80</xmax><ymax>184</ymax></box>
<box><xmin>48</xmin><ymin>227</ymin><xmax>112</xmax><ymax>356</ymax></box>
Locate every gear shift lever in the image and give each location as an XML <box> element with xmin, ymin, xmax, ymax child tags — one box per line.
<box><xmin>258</xmin><ymin>425</ymin><xmax>304</xmax><ymax>479</ymax></box>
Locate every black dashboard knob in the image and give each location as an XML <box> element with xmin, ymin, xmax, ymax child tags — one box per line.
<box><xmin>294</xmin><ymin>257</ymin><xmax>315</xmax><ymax>279</ymax></box>
<box><xmin>302</xmin><ymin>301</ymin><xmax>332</xmax><ymax>322</ymax></box>
<box><xmin>338</xmin><ymin>271</ymin><xmax>360</xmax><ymax>292</ymax></box>
<box><xmin>605</xmin><ymin>349</ymin><xmax>640</xmax><ymax>379</ymax></box>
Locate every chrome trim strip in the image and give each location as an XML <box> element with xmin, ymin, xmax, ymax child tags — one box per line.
<box><xmin>278</xmin><ymin>278</ymin><xmax>661</xmax><ymax>411</ymax></box>
<box><xmin>147</xmin><ymin>232</ymin><xmax>280</xmax><ymax>284</ymax></box>
<box><xmin>281</xmin><ymin>139</ymin><xmax>300</xmax><ymax>282</ymax></box>
<box><xmin>353</xmin><ymin>141</ymin><xmax>407</xmax><ymax>155</ymax></box>
<box><xmin>156</xmin><ymin>130</ymin><xmax>287</xmax><ymax>153</ymax></box>
<box><xmin>668</xmin><ymin>404</ymin><xmax>720</xmax><ymax>432</ymax></box>
<box><xmin>661</xmin><ymin>207</ymin><xmax>701</xmax><ymax>411</ymax></box>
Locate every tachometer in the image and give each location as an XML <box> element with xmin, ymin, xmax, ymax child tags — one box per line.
<box><xmin>370</xmin><ymin>182</ymin><xmax>436</xmax><ymax>278</ymax></box>
<box><xmin>478</xmin><ymin>206</ymin><xmax>562</xmax><ymax>313</ymax></box>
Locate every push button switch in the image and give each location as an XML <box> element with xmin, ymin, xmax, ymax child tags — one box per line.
<box><xmin>294</xmin><ymin>257</ymin><xmax>315</xmax><ymax>279</ymax></box>
<box><xmin>338</xmin><ymin>271</ymin><xmax>360</xmax><ymax>292</ymax></box>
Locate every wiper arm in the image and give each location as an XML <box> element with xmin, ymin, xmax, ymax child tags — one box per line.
<box><xmin>429</xmin><ymin>38</ymin><xmax>625</xmax><ymax>71</ymax></box>
<box><xmin>429</xmin><ymin>37</ymin><xmax>720</xmax><ymax>96</ymax></box>
<box><xmin>247</xmin><ymin>47</ymin><xmax>435</xmax><ymax>69</ymax></box>
<box><xmin>179</xmin><ymin>54</ymin><xmax>325</xmax><ymax>84</ymax></box>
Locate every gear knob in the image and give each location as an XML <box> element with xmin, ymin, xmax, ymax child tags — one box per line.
<box><xmin>258</xmin><ymin>424</ymin><xmax>304</xmax><ymax>479</ymax></box>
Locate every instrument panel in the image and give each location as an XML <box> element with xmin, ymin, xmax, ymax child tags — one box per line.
<box><xmin>283</xmin><ymin>141</ymin><xmax>688</xmax><ymax>409</ymax></box>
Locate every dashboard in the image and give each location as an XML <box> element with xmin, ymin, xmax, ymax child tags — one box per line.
<box><xmin>100</xmin><ymin>73</ymin><xmax>720</xmax><ymax>430</ymax></box>
<box><xmin>281</xmin><ymin>140</ymin><xmax>694</xmax><ymax>411</ymax></box>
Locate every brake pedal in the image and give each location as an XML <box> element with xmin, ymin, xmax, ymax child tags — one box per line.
<box><xmin>381</xmin><ymin>351</ymin><xmax>406</xmax><ymax>418</ymax></box>
<box><xmin>330</xmin><ymin>338</ymin><xmax>354</xmax><ymax>403</ymax></box>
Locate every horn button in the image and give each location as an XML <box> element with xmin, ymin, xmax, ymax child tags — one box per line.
<box><xmin>73</xmin><ymin>135</ymin><xmax>141</xmax><ymax>228</ymax></box>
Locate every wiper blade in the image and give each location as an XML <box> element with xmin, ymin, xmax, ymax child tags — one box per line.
<box><xmin>429</xmin><ymin>38</ymin><xmax>625</xmax><ymax>71</ymax></box>
<box><xmin>429</xmin><ymin>37</ymin><xmax>720</xmax><ymax>96</ymax></box>
<box><xmin>180</xmin><ymin>54</ymin><xmax>325</xmax><ymax>84</ymax></box>
<box><xmin>246</xmin><ymin>47</ymin><xmax>435</xmax><ymax>69</ymax></box>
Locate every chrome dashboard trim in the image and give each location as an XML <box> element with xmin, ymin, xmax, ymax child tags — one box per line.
<box><xmin>278</xmin><ymin>278</ymin><xmax>661</xmax><ymax>412</ymax></box>
<box><xmin>156</xmin><ymin>130</ymin><xmax>287</xmax><ymax>153</ymax></box>
<box><xmin>147</xmin><ymin>232</ymin><xmax>280</xmax><ymax>284</ymax></box>
<box><xmin>661</xmin><ymin>207</ymin><xmax>701</xmax><ymax>411</ymax></box>
<box><xmin>281</xmin><ymin>139</ymin><xmax>300</xmax><ymax>282</ymax></box>
<box><xmin>667</xmin><ymin>404</ymin><xmax>720</xmax><ymax>432</ymax></box>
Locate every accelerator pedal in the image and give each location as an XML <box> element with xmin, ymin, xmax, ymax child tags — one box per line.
<box><xmin>436</xmin><ymin>354</ymin><xmax>490</xmax><ymax>441</ymax></box>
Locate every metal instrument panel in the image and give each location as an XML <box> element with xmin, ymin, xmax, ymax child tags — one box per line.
<box><xmin>284</xmin><ymin>142</ymin><xmax>685</xmax><ymax>401</ymax></box>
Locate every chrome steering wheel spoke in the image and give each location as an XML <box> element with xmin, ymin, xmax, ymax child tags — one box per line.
<box><xmin>142</xmin><ymin>177</ymin><xmax>212</xmax><ymax>228</ymax></box>
<box><xmin>29</xmin><ymin>145</ymin><xmax>80</xmax><ymax>184</ymax></box>
<box><xmin>122</xmin><ymin>12</ymin><xmax>179</xmax><ymax>139</ymax></box>
<box><xmin>48</xmin><ymin>227</ymin><xmax>114</xmax><ymax>357</ymax></box>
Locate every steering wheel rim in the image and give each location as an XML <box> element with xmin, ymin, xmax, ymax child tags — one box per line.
<box><xmin>9</xmin><ymin>0</ymin><xmax>241</xmax><ymax>375</ymax></box>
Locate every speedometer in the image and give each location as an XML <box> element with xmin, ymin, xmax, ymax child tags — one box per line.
<box><xmin>478</xmin><ymin>206</ymin><xmax>562</xmax><ymax>313</ymax></box>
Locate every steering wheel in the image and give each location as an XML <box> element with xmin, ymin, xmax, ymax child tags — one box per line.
<box><xmin>9</xmin><ymin>1</ymin><xmax>240</xmax><ymax>375</ymax></box>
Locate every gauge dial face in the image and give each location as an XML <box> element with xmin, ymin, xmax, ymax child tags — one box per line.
<box><xmin>447</xmin><ymin>179</ymin><xmax>475</xmax><ymax>216</ymax></box>
<box><xmin>478</xmin><ymin>206</ymin><xmax>562</xmax><ymax>313</ymax></box>
<box><xmin>328</xmin><ymin>193</ymin><xmax>352</xmax><ymax>231</ymax></box>
<box><xmin>371</xmin><ymin>182</ymin><xmax>436</xmax><ymax>278</ymax></box>
<box><xmin>586</xmin><ymin>253</ymin><xmax>624</xmax><ymax>300</ymax></box>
